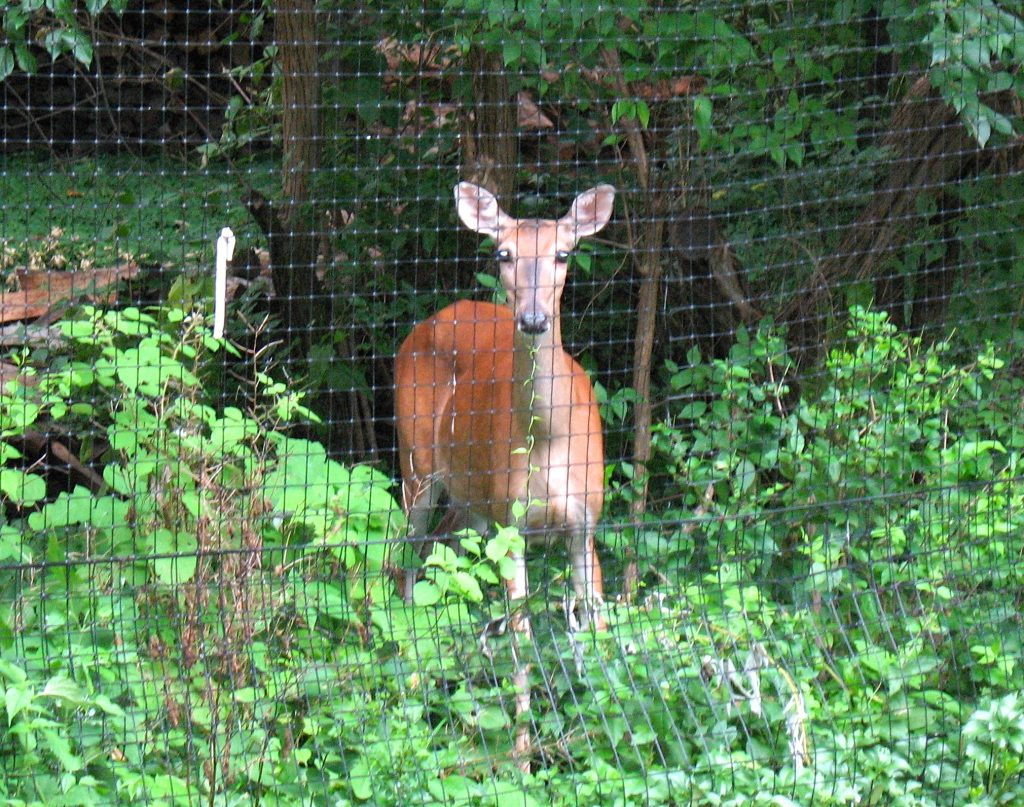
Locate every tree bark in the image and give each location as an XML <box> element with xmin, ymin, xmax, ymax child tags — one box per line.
<box><xmin>602</xmin><ymin>46</ymin><xmax>666</xmax><ymax>525</ymax></box>
<box><xmin>460</xmin><ymin>46</ymin><xmax>516</xmax><ymax>205</ymax></box>
<box><xmin>272</xmin><ymin>0</ymin><xmax>324</xmax><ymax>345</ymax></box>
<box><xmin>782</xmin><ymin>75</ymin><xmax>1024</xmax><ymax>365</ymax></box>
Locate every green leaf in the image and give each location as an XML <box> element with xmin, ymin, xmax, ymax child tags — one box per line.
<box><xmin>350</xmin><ymin>756</ymin><xmax>373</xmax><ymax>800</ymax></box>
<box><xmin>413</xmin><ymin>580</ymin><xmax>442</xmax><ymax>606</ymax></box>
<box><xmin>151</xmin><ymin>530</ymin><xmax>198</xmax><ymax>584</ymax></box>
<box><xmin>64</xmin><ymin>28</ymin><xmax>94</xmax><ymax>67</ymax></box>
<box><xmin>232</xmin><ymin>687</ymin><xmax>263</xmax><ymax>704</ymax></box>
<box><xmin>0</xmin><ymin>443</ymin><xmax>21</xmax><ymax>463</ymax></box>
<box><xmin>484</xmin><ymin>537</ymin><xmax>510</xmax><ymax>563</ymax></box>
<box><xmin>611</xmin><ymin>99</ymin><xmax>634</xmax><ymax>125</ymax></box>
<box><xmin>429</xmin><ymin>774</ymin><xmax>476</xmax><ymax>802</ymax></box>
<box><xmin>115</xmin><ymin>340</ymin><xmax>196</xmax><ymax>395</ymax></box>
<box><xmin>13</xmin><ymin>43</ymin><xmax>36</xmax><ymax>73</ymax></box>
<box><xmin>27</xmin><ymin>486</ymin><xmax>96</xmax><ymax>531</ymax></box>
<box><xmin>0</xmin><ymin>659</ymin><xmax>27</xmax><ymax>684</ymax></box>
<box><xmin>693</xmin><ymin>95</ymin><xmax>713</xmax><ymax>138</ymax></box>
<box><xmin>475</xmin><ymin>705</ymin><xmax>510</xmax><ymax>731</ymax></box>
<box><xmin>636</xmin><ymin>100</ymin><xmax>651</xmax><ymax>129</ymax></box>
<box><xmin>0</xmin><ymin>46</ymin><xmax>14</xmax><ymax>81</ymax></box>
<box><xmin>93</xmin><ymin>694</ymin><xmax>125</xmax><ymax>717</ymax></box>
<box><xmin>973</xmin><ymin>115</ymin><xmax>992</xmax><ymax>147</ymax></box>
<box><xmin>452</xmin><ymin>571</ymin><xmax>483</xmax><ymax>602</ymax></box>
<box><xmin>502</xmin><ymin>40</ymin><xmax>522</xmax><ymax>66</ymax></box>
<box><xmin>41</xmin><ymin>675</ymin><xmax>89</xmax><ymax>707</ymax></box>
<box><xmin>959</xmin><ymin>440</ymin><xmax>1005</xmax><ymax>459</ymax></box>
<box><xmin>0</xmin><ymin>468</ymin><xmax>47</xmax><ymax>505</ymax></box>
<box><xmin>5</xmin><ymin>685</ymin><xmax>33</xmax><ymax>723</ymax></box>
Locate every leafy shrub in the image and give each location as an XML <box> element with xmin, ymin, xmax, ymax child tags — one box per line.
<box><xmin>2</xmin><ymin>301</ymin><xmax>1023</xmax><ymax>804</ymax></box>
<box><xmin>0</xmin><ymin>305</ymin><xmax>406</xmax><ymax>804</ymax></box>
<box><xmin>606</xmin><ymin>305</ymin><xmax>1024</xmax><ymax>803</ymax></box>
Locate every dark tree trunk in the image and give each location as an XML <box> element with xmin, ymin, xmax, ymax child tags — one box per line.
<box><xmin>272</xmin><ymin>0</ymin><xmax>324</xmax><ymax>348</ymax></box>
<box><xmin>460</xmin><ymin>46</ymin><xmax>517</xmax><ymax>204</ymax></box>
<box><xmin>245</xmin><ymin>0</ymin><xmax>377</xmax><ymax>461</ymax></box>
<box><xmin>457</xmin><ymin>47</ymin><xmax>518</xmax><ymax>291</ymax></box>
<box><xmin>782</xmin><ymin>75</ymin><xmax>1023</xmax><ymax>366</ymax></box>
<box><xmin>662</xmin><ymin>207</ymin><xmax>761</xmax><ymax>362</ymax></box>
<box><xmin>910</xmin><ymin>193</ymin><xmax>962</xmax><ymax>334</ymax></box>
<box><xmin>601</xmin><ymin>46</ymin><xmax>667</xmax><ymax>524</ymax></box>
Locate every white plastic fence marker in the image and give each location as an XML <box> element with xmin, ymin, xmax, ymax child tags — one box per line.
<box><xmin>213</xmin><ymin>227</ymin><xmax>235</xmax><ymax>339</ymax></box>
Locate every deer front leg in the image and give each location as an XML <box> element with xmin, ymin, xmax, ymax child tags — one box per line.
<box><xmin>502</xmin><ymin>546</ymin><xmax>533</xmax><ymax>768</ymax></box>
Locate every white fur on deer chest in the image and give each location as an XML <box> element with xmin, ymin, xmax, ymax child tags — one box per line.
<box><xmin>521</xmin><ymin>438</ymin><xmax>592</xmax><ymax>542</ymax></box>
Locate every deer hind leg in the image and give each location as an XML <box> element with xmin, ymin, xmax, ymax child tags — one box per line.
<box><xmin>398</xmin><ymin>475</ymin><xmax>443</xmax><ymax>600</ymax></box>
<box><xmin>566</xmin><ymin>524</ymin><xmax>606</xmax><ymax>631</ymax></box>
<box><xmin>444</xmin><ymin>503</ymin><xmax>490</xmax><ymax>541</ymax></box>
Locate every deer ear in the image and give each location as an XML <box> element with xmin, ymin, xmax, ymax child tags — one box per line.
<box><xmin>563</xmin><ymin>185</ymin><xmax>616</xmax><ymax>240</ymax></box>
<box><xmin>455</xmin><ymin>182</ymin><xmax>508</xmax><ymax>238</ymax></box>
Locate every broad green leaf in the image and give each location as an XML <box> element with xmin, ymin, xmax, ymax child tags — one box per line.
<box><xmin>5</xmin><ymin>685</ymin><xmax>33</xmax><ymax>723</ymax></box>
<box><xmin>0</xmin><ymin>46</ymin><xmax>14</xmax><ymax>81</ymax></box>
<box><xmin>428</xmin><ymin>774</ymin><xmax>475</xmax><ymax>803</ymax></box>
<box><xmin>151</xmin><ymin>530</ymin><xmax>198</xmax><ymax>584</ymax></box>
<box><xmin>452</xmin><ymin>571</ymin><xmax>483</xmax><ymax>602</ymax></box>
<box><xmin>412</xmin><ymin>580</ymin><xmax>442</xmax><ymax>607</ymax></box>
<box><xmin>350</xmin><ymin>756</ymin><xmax>373</xmax><ymax>800</ymax></box>
<box><xmin>0</xmin><ymin>468</ymin><xmax>46</xmax><ymax>505</ymax></box>
<box><xmin>0</xmin><ymin>659</ymin><xmax>27</xmax><ymax>684</ymax></box>
<box><xmin>41</xmin><ymin>676</ymin><xmax>88</xmax><ymax>707</ymax></box>
<box><xmin>42</xmin><ymin>729</ymin><xmax>83</xmax><ymax>773</ymax></box>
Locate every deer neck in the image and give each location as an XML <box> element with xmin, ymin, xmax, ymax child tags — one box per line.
<box><xmin>512</xmin><ymin>318</ymin><xmax>575</xmax><ymax>442</ymax></box>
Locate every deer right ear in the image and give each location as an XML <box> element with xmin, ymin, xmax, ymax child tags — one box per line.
<box><xmin>455</xmin><ymin>182</ymin><xmax>507</xmax><ymax>238</ymax></box>
<box><xmin>564</xmin><ymin>185</ymin><xmax>616</xmax><ymax>240</ymax></box>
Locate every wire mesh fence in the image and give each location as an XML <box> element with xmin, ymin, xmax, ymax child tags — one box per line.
<box><xmin>1</xmin><ymin>1</ymin><xmax>1023</xmax><ymax>804</ymax></box>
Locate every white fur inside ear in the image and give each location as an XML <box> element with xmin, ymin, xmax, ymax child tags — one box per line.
<box><xmin>565</xmin><ymin>185</ymin><xmax>616</xmax><ymax>240</ymax></box>
<box><xmin>455</xmin><ymin>182</ymin><xmax>506</xmax><ymax>238</ymax></box>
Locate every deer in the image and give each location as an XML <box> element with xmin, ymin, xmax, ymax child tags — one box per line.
<box><xmin>394</xmin><ymin>182</ymin><xmax>615</xmax><ymax>634</ymax></box>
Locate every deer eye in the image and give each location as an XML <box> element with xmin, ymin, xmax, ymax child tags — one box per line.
<box><xmin>495</xmin><ymin>248</ymin><xmax>513</xmax><ymax>262</ymax></box>
<box><xmin>555</xmin><ymin>250</ymin><xmax>572</xmax><ymax>264</ymax></box>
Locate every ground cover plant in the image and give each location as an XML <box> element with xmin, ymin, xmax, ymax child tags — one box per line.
<box><xmin>0</xmin><ymin>289</ymin><xmax>1020</xmax><ymax>805</ymax></box>
<box><xmin>0</xmin><ymin>154</ymin><xmax>274</xmax><ymax>270</ymax></box>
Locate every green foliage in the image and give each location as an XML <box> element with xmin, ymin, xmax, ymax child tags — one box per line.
<box><xmin>962</xmin><ymin>694</ymin><xmax>1024</xmax><ymax>801</ymax></box>
<box><xmin>2</xmin><ymin>291</ymin><xmax>1023</xmax><ymax>804</ymax></box>
<box><xmin>0</xmin><ymin>303</ymin><xmax>405</xmax><ymax>803</ymax></box>
<box><xmin>2</xmin><ymin>0</ymin><xmax>1024</xmax><ymax>800</ymax></box>
<box><xmin>0</xmin><ymin>154</ymin><xmax>272</xmax><ymax>267</ymax></box>
<box><xmin>0</xmin><ymin>0</ymin><xmax>125</xmax><ymax>80</ymax></box>
<box><xmin>594</xmin><ymin>305</ymin><xmax>1024</xmax><ymax>802</ymax></box>
<box><xmin>920</xmin><ymin>0</ymin><xmax>1024</xmax><ymax>145</ymax></box>
<box><xmin>642</xmin><ymin>307</ymin><xmax>1023</xmax><ymax>585</ymax></box>
<box><xmin>413</xmin><ymin>527</ymin><xmax>523</xmax><ymax>607</ymax></box>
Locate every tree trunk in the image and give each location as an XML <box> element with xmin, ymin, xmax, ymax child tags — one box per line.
<box><xmin>273</xmin><ymin>0</ymin><xmax>323</xmax><ymax>346</ymax></box>
<box><xmin>602</xmin><ymin>46</ymin><xmax>667</xmax><ymax>525</ymax></box>
<box><xmin>663</xmin><ymin>208</ymin><xmax>761</xmax><ymax>362</ymax></box>
<box><xmin>782</xmin><ymin>75</ymin><xmax>1023</xmax><ymax>366</ymax></box>
<box><xmin>460</xmin><ymin>46</ymin><xmax>516</xmax><ymax>204</ymax></box>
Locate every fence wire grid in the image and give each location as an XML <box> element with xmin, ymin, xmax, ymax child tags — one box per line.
<box><xmin>1</xmin><ymin>2</ymin><xmax>1023</xmax><ymax>805</ymax></box>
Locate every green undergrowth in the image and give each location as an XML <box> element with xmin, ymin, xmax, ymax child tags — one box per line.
<box><xmin>0</xmin><ymin>303</ymin><xmax>1021</xmax><ymax>805</ymax></box>
<box><xmin>0</xmin><ymin>154</ymin><xmax>274</xmax><ymax>270</ymax></box>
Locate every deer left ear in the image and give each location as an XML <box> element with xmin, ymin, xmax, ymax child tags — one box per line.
<box><xmin>455</xmin><ymin>182</ymin><xmax>509</xmax><ymax>239</ymax></box>
<box><xmin>563</xmin><ymin>185</ymin><xmax>616</xmax><ymax>240</ymax></box>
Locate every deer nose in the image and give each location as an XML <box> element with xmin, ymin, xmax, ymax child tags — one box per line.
<box><xmin>518</xmin><ymin>310</ymin><xmax>550</xmax><ymax>335</ymax></box>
